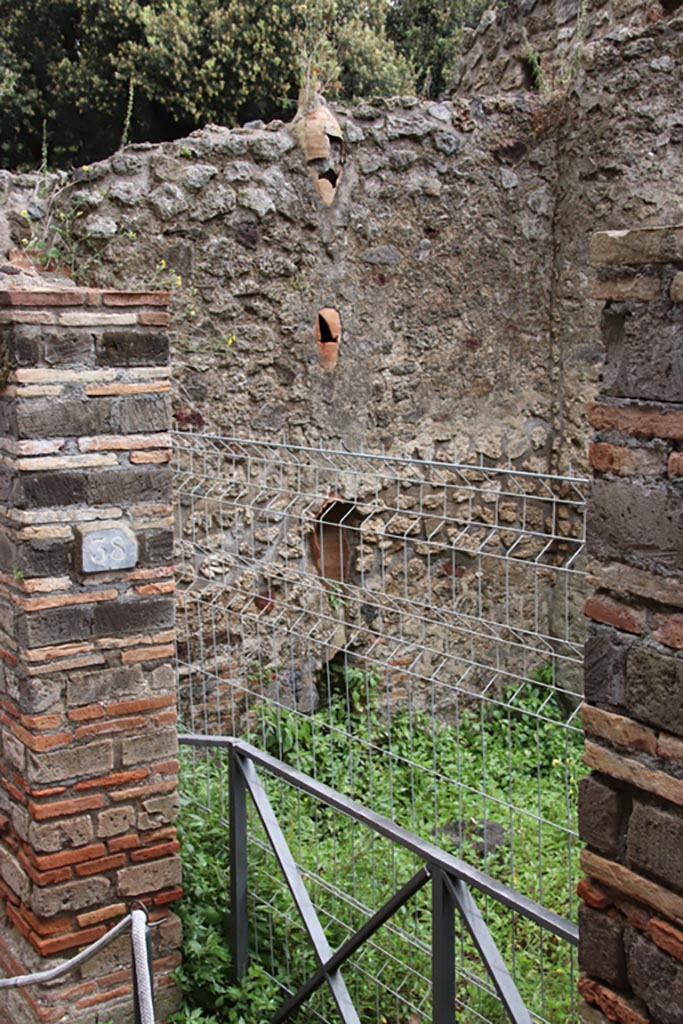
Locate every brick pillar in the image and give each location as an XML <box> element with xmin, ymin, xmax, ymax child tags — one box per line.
<box><xmin>578</xmin><ymin>228</ymin><xmax>683</xmax><ymax>1024</ymax></box>
<box><xmin>0</xmin><ymin>287</ymin><xmax>182</xmax><ymax>1023</ymax></box>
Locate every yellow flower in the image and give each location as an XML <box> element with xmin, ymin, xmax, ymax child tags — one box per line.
<box><xmin>20</xmin><ymin>209</ymin><xmax>29</xmax><ymax>218</ymax></box>
<box><xmin>81</xmin><ymin>164</ymin><xmax>91</xmax><ymax>171</ymax></box>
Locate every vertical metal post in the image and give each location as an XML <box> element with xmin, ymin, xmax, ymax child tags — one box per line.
<box><xmin>230</xmin><ymin>745</ymin><xmax>249</xmax><ymax>981</ymax></box>
<box><xmin>432</xmin><ymin>867</ymin><xmax>456</xmax><ymax>1024</ymax></box>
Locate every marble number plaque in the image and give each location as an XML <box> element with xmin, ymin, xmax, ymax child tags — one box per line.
<box><xmin>77</xmin><ymin>522</ymin><xmax>138</xmax><ymax>573</ymax></box>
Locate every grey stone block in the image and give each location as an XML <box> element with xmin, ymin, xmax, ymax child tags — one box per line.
<box><xmin>579</xmin><ymin>774</ymin><xmax>630</xmax><ymax>859</ymax></box>
<box><xmin>579</xmin><ymin>904</ymin><xmax>628</xmax><ymax>988</ymax></box>
<box><xmin>588</xmin><ymin>478</ymin><xmax>683</xmax><ymax>573</ymax></box>
<box><xmin>625</xmin><ymin>645</ymin><xmax>683</xmax><ymax>736</ymax></box>
<box><xmin>627</xmin><ymin>800</ymin><xmax>683</xmax><ymax>889</ymax></box>
<box><xmin>625</xmin><ymin>926</ymin><xmax>683</xmax><ymax>1024</ymax></box>
<box><xmin>601</xmin><ymin>301</ymin><xmax>683</xmax><ymax>403</ymax></box>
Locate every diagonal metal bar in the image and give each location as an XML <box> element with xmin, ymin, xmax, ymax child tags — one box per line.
<box><xmin>444</xmin><ymin>875</ymin><xmax>533</xmax><ymax>1024</ymax></box>
<box><xmin>271</xmin><ymin>865</ymin><xmax>431</xmax><ymax>1024</ymax></box>
<box><xmin>237</xmin><ymin>754</ymin><xmax>361</xmax><ymax>1024</ymax></box>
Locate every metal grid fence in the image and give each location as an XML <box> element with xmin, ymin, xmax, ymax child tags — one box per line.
<box><xmin>173</xmin><ymin>432</ymin><xmax>589</xmax><ymax>1023</ymax></box>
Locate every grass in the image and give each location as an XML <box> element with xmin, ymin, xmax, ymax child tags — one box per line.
<box><xmin>171</xmin><ymin>664</ymin><xmax>586</xmax><ymax>1023</ymax></box>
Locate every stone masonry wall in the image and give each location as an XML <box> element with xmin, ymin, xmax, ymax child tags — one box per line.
<box><xmin>1</xmin><ymin>4</ymin><xmax>681</xmax><ymax>480</ymax></box>
<box><xmin>453</xmin><ymin>0</ymin><xmax>665</xmax><ymax>96</ymax></box>
<box><xmin>0</xmin><ymin>0</ymin><xmax>676</xmax><ymax>741</ymax></box>
<box><xmin>578</xmin><ymin>227</ymin><xmax>683</xmax><ymax>1024</ymax></box>
<box><xmin>2</xmin><ymin>95</ymin><xmax>564</xmax><ymax>471</ymax></box>
<box><xmin>0</xmin><ymin>287</ymin><xmax>181</xmax><ymax>1023</ymax></box>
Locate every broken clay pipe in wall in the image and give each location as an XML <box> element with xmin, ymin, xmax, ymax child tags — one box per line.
<box><xmin>315</xmin><ymin>308</ymin><xmax>341</xmax><ymax>369</ymax></box>
<box><xmin>292</xmin><ymin>92</ymin><xmax>345</xmax><ymax>206</ymax></box>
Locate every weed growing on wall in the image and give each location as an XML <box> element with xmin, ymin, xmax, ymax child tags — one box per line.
<box><xmin>523</xmin><ymin>0</ymin><xmax>587</xmax><ymax>109</ymax></box>
<box><xmin>19</xmin><ymin>191</ymin><xmax>109</xmax><ymax>282</ymax></box>
<box><xmin>173</xmin><ymin>667</ymin><xmax>585</xmax><ymax>1023</ymax></box>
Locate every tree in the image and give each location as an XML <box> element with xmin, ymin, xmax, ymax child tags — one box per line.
<box><xmin>386</xmin><ymin>0</ymin><xmax>488</xmax><ymax>97</ymax></box>
<box><xmin>1</xmin><ymin>0</ymin><xmax>480</xmax><ymax>170</ymax></box>
<box><xmin>295</xmin><ymin>0</ymin><xmax>413</xmax><ymax>105</ymax></box>
<box><xmin>0</xmin><ymin>0</ymin><xmax>302</xmax><ymax>168</ymax></box>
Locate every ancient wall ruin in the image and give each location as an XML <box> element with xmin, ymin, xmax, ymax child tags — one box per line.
<box><xmin>0</xmin><ymin>1</ymin><xmax>679</xmax><ymax>480</ymax></box>
<box><xmin>0</xmin><ymin>4</ymin><xmax>681</xmax><ymax>1017</ymax></box>
<box><xmin>1</xmin><ymin>0</ymin><xmax>677</xmax><ymax>734</ymax></box>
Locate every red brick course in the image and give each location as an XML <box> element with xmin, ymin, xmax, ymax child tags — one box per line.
<box><xmin>31</xmin><ymin>843</ymin><xmax>106</xmax><ymax>871</ymax></box>
<box><xmin>73</xmin><ymin>767</ymin><xmax>148</xmax><ymax>790</ymax></box>
<box><xmin>130</xmin><ymin>839</ymin><xmax>180</xmax><ymax>863</ymax></box>
<box><xmin>653</xmin><ymin>613</ymin><xmax>683</xmax><ymax>650</ymax></box>
<box><xmin>106</xmin><ymin>693</ymin><xmax>176</xmax><ymax>716</ymax></box>
<box><xmin>578</xmin><ymin>977</ymin><xmax>649</xmax><ymax>1024</ymax></box>
<box><xmin>31</xmin><ymin>924</ymin><xmax>107</xmax><ymax>957</ymax></box>
<box><xmin>74</xmin><ymin>716</ymin><xmax>146</xmax><ymax>739</ymax></box>
<box><xmin>153</xmin><ymin>886</ymin><xmax>183</xmax><ymax>905</ymax></box>
<box><xmin>75</xmin><ymin>984</ymin><xmax>134</xmax><ymax>1011</ymax></box>
<box><xmin>120</xmin><ymin>642</ymin><xmax>176</xmax><ymax>664</ymax></box>
<box><xmin>29</xmin><ymin>793</ymin><xmax>105</xmax><ymax>821</ymax></box>
<box><xmin>584</xmin><ymin>594</ymin><xmax>645</xmax><ymax>634</ymax></box>
<box><xmin>101</xmin><ymin>291</ymin><xmax>170</xmax><ymax>307</ymax></box>
<box><xmin>588</xmin><ymin>401</ymin><xmax>683</xmax><ymax>441</ymax></box>
<box><xmin>0</xmin><ymin>290</ymin><xmax>87</xmax><ymax>308</ymax></box>
<box><xmin>647</xmin><ymin>917</ymin><xmax>683</xmax><ymax>962</ymax></box>
<box><xmin>107</xmin><ymin>833</ymin><xmax>141</xmax><ymax>852</ymax></box>
<box><xmin>73</xmin><ymin>853</ymin><xmax>126</xmax><ymax>877</ymax></box>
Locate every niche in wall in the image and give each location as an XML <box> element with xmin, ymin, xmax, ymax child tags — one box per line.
<box><xmin>519</xmin><ymin>54</ymin><xmax>542</xmax><ymax>90</ymax></box>
<box><xmin>309</xmin><ymin>496</ymin><xmax>355</xmax><ymax>583</ymax></box>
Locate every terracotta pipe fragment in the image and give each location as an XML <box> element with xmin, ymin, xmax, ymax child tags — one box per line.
<box><xmin>291</xmin><ymin>91</ymin><xmax>345</xmax><ymax>206</ymax></box>
<box><xmin>315</xmin><ymin>308</ymin><xmax>341</xmax><ymax>369</ymax></box>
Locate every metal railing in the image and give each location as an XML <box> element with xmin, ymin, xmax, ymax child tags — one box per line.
<box><xmin>180</xmin><ymin>734</ymin><xmax>578</xmax><ymax>1024</ymax></box>
<box><xmin>173</xmin><ymin>432</ymin><xmax>588</xmax><ymax>1022</ymax></box>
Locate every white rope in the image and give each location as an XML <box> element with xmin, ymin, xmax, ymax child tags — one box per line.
<box><xmin>0</xmin><ymin>914</ymin><xmax>132</xmax><ymax>989</ymax></box>
<box><xmin>131</xmin><ymin>907</ymin><xmax>156</xmax><ymax>1024</ymax></box>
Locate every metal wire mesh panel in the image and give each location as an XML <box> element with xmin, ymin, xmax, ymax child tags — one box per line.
<box><xmin>173</xmin><ymin>432</ymin><xmax>589</xmax><ymax>1023</ymax></box>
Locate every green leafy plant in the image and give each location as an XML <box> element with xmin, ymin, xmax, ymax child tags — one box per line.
<box><xmin>19</xmin><ymin>192</ymin><xmax>107</xmax><ymax>282</ymax></box>
<box><xmin>119</xmin><ymin>74</ymin><xmax>135</xmax><ymax>149</ymax></box>
<box><xmin>327</xmin><ymin>579</ymin><xmax>343</xmax><ymax>611</ymax></box>
<box><xmin>522</xmin><ymin>30</ymin><xmax>545</xmax><ymax>92</ymax></box>
<box><xmin>174</xmin><ymin>662</ymin><xmax>585</xmax><ymax>1022</ymax></box>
